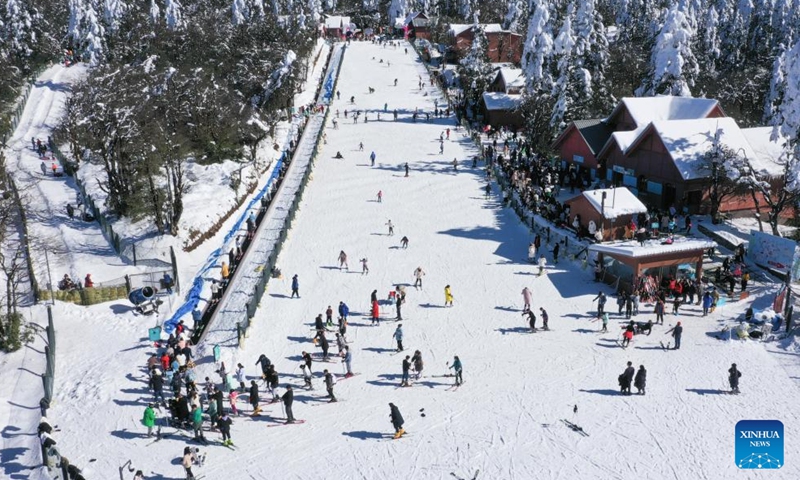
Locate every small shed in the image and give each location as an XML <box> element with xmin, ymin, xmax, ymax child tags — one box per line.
<box><xmin>565</xmin><ymin>187</ymin><xmax>647</xmax><ymax>241</ymax></box>
<box><xmin>481</xmin><ymin>92</ymin><xmax>523</xmax><ymax>128</ymax></box>
<box><xmin>588</xmin><ymin>237</ymin><xmax>716</xmax><ymax>294</ymax></box>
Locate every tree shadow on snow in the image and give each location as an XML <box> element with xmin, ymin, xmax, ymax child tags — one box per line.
<box><xmin>342</xmin><ymin>430</ymin><xmax>388</xmax><ymax>440</ymax></box>
<box><xmin>685</xmin><ymin>388</ymin><xmax>729</xmax><ymax>395</ymax></box>
<box><xmin>578</xmin><ymin>389</ymin><xmax>621</xmax><ymax>396</ymax></box>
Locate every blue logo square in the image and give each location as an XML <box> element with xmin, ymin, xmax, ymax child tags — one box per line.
<box><xmin>736</xmin><ymin>420</ymin><xmax>784</xmax><ymax>469</ymax></box>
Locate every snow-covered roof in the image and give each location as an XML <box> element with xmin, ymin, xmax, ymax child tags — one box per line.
<box><xmin>609</xmin><ymin>128</ymin><xmax>643</xmax><ymax>153</ymax></box>
<box><xmin>499</xmin><ymin>68</ymin><xmax>524</xmax><ymax>89</ymax></box>
<box><xmin>482</xmin><ymin>92</ymin><xmax>522</xmax><ymax>111</ymax></box>
<box><xmin>325</xmin><ymin>16</ymin><xmax>350</xmax><ymax>29</ymax></box>
<box><xmin>611</xmin><ymin>96</ymin><xmax>720</xmax><ymax>128</ymax></box>
<box><xmin>653</xmin><ymin>118</ymin><xmax>757</xmax><ymax>180</ymax></box>
<box><xmin>576</xmin><ymin>187</ymin><xmax>647</xmax><ymax>219</ymax></box>
<box><xmin>741</xmin><ymin>127</ymin><xmax>787</xmax><ymax>177</ymax></box>
<box><xmin>589</xmin><ymin>237</ymin><xmax>717</xmax><ymax>259</ymax></box>
<box><xmin>450</xmin><ymin>23</ymin><xmax>504</xmax><ymax>37</ymax></box>
<box><xmin>404</xmin><ymin>12</ymin><xmax>426</xmax><ymax>25</ymax></box>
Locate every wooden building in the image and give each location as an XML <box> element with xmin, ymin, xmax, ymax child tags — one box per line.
<box><xmin>449</xmin><ymin>24</ymin><xmax>523</xmax><ymax>64</ymax></box>
<box><xmin>565</xmin><ymin>188</ymin><xmax>648</xmax><ymax>241</ymax></box>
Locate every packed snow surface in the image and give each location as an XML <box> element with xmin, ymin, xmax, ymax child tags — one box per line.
<box><xmin>4</xmin><ymin>41</ymin><xmax>800</xmax><ymax>480</ymax></box>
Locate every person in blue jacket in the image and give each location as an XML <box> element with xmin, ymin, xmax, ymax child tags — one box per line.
<box><xmin>338</xmin><ymin>301</ymin><xmax>349</xmax><ymax>321</ymax></box>
<box><xmin>702</xmin><ymin>291</ymin><xmax>713</xmax><ymax>316</ymax></box>
<box><xmin>449</xmin><ymin>356</ymin><xmax>463</xmax><ymax>386</ymax></box>
<box><xmin>291</xmin><ymin>274</ymin><xmax>299</xmax><ymax>298</ymax></box>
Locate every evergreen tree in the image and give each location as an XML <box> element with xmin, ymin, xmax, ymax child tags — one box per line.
<box><xmin>550</xmin><ymin>3</ymin><xmax>576</xmax><ymax>129</ymax></box>
<box><xmin>164</xmin><ymin>0</ymin><xmax>183</xmax><ymax>31</ymax></box>
<box><xmin>637</xmin><ymin>3</ymin><xmax>698</xmax><ymax>96</ymax></box>
<box><xmin>233</xmin><ymin>0</ymin><xmax>250</xmax><ymax>25</ymax></box>
<box><xmin>458</xmin><ymin>16</ymin><xmax>492</xmax><ymax>107</ymax></box>
<box><xmin>503</xmin><ymin>0</ymin><xmax>528</xmax><ymax>32</ymax></box>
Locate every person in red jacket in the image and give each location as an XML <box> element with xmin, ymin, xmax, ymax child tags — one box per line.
<box><xmin>371</xmin><ymin>300</ymin><xmax>380</xmax><ymax>325</ymax></box>
<box><xmin>84</xmin><ymin>274</ymin><xmax>94</xmax><ymax>288</ymax></box>
<box><xmin>160</xmin><ymin>353</ymin><xmax>170</xmax><ymax>371</ymax></box>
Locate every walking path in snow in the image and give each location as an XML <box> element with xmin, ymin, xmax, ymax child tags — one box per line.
<box><xmin>200</xmin><ymin>44</ymin><xmax>345</xmax><ymax>351</ymax></box>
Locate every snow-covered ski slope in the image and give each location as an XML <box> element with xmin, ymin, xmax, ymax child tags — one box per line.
<box><xmin>42</xmin><ymin>41</ymin><xmax>800</xmax><ymax>479</ymax></box>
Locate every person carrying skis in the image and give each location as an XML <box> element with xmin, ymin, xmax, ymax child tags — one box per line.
<box><xmin>142</xmin><ymin>404</ymin><xmax>156</xmax><ymax>437</ymax></box>
<box><xmin>538</xmin><ymin>255</ymin><xmax>547</xmax><ymax>276</ymax></box>
<box><xmin>449</xmin><ymin>356</ymin><xmax>463</xmax><ymax>386</ymax></box>
<box><xmin>389</xmin><ymin>403</ymin><xmax>405</xmax><ymax>438</ymax></box>
<box><xmin>634</xmin><ymin>365</ymin><xmax>647</xmax><ymax>395</ymax></box>
<box><xmin>619</xmin><ymin>361</ymin><xmax>635</xmax><ymax>395</ymax></box>
<box><xmin>283</xmin><ymin>385</ymin><xmax>296</xmax><ymax>423</ymax></box>
<box><xmin>343</xmin><ymin>346</ymin><xmax>353</xmax><ymax>377</ymax></box>
<box><xmin>728</xmin><ymin>363</ymin><xmax>741</xmax><ymax>394</ymax></box>
<box><xmin>255</xmin><ymin>354</ymin><xmax>271</xmax><ymax>379</ymax></box>
<box><xmin>540</xmin><ymin>307</ymin><xmax>549</xmax><ymax>331</ymax></box>
<box><xmin>393</xmin><ymin>325</ymin><xmax>404</xmax><ymax>352</ymax></box>
<box><xmin>217</xmin><ymin>413</ymin><xmax>232</xmax><ymax>446</ymax></box>
<box><xmin>522</xmin><ymin>309</ymin><xmax>536</xmax><ymax>332</ymax></box>
<box><xmin>291</xmin><ymin>274</ymin><xmax>299</xmax><ymax>298</ymax></box>
<box><xmin>338</xmin><ymin>251</ymin><xmax>349</xmax><ymax>270</ymax></box>
<box><xmin>401</xmin><ymin>355</ymin><xmax>412</xmax><ymax>387</ymax></box>
<box><xmin>413</xmin><ymin>267</ymin><xmax>425</xmax><ymax>288</ymax></box>
<box><xmin>324</xmin><ymin>370</ymin><xmax>337</xmax><ymax>403</ymax></box>
<box><xmin>444</xmin><ymin>285</ymin><xmax>454</xmax><ymax>307</ymax></box>
<box><xmin>593</xmin><ymin>291</ymin><xmax>607</xmax><ymax>316</ymax></box>
<box><xmin>521</xmin><ymin>287</ymin><xmax>532</xmax><ymax>311</ymax></box>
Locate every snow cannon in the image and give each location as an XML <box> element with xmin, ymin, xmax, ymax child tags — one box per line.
<box><xmin>128</xmin><ymin>286</ymin><xmax>156</xmax><ymax>306</ymax></box>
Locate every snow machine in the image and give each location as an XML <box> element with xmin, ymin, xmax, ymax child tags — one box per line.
<box><xmin>128</xmin><ymin>286</ymin><xmax>162</xmax><ymax>315</ymax></box>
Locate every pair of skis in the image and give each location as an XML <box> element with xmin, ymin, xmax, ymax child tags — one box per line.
<box><xmin>561</xmin><ymin>419</ymin><xmax>589</xmax><ymax>437</ymax></box>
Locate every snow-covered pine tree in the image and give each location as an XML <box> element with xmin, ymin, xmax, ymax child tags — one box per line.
<box><xmin>2</xmin><ymin>0</ymin><xmax>36</xmax><ymax>58</ymax></box>
<box><xmin>323</xmin><ymin>0</ymin><xmax>336</xmax><ymax>11</ymax></box>
<box><xmin>103</xmin><ymin>0</ymin><xmax>127</xmax><ymax>33</ymax></box>
<box><xmin>696</xmin><ymin>3</ymin><xmax>721</xmax><ymax>73</ymax></box>
<box><xmin>636</xmin><ymin>3</ymin><xmax>698</xmax><ymax>97</ymax></box>
<box><xmin>164</xmin><ymin>0</ymin><xmax>184</xmax><ymax>30</ymax></box>
<box><xmin>503</xmin><ymin>0</ymin><xmax>527</xmax><ymax>32</ymax></box>
<box><xmin>550</xmin><ymin>3</ymin><xmax>576</xmax><ymax>129</ymax></box>
<box><xmin>522</xmin><ymin>0</ymin><xmax>553</xmax><ymax>92</ymax></box>
<box><xmin>387</xmin><ymin>0</ymin><xmax>409</xmax><ymax>30</ymax></box>
<box><xmin>81</xmin><ymin>1</ymin><xmax>106</xmax><ymax>65</ymax></box>
<box><xmin>573</xmin><ymin>0</ymin><xmax>613</xmax><ymax>116</ymax></box>
<box><xmin>232</xmin><ymin>0</ymin><xmax>249</xmax><ymax>25</ymax></box>
<box><xmin>458</xmin><ymin>14</ymin><xmax>492</xmax><ymax>107</ymax></box>
<box><xmin>307</xmin><ymin>0</ymin><xmax>322</xmax><ymax>24</ymax></box>
<box><xmin>457</xmin><ymin>0</ymin><xmax>472</xmax><ymax>22</ymax></box>
<box><xmin>148</xmin><ymin>0</ymin><xmax>160</xmax><ymax>24</ymax></box>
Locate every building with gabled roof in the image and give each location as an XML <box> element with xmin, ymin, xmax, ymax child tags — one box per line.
<box><xmin>448</xmin><ymin>23</ymin><xmax>523</xmax><ymax>64</ymax></box>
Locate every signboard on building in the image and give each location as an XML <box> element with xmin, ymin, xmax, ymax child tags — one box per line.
<box><xmin>573</xmin><ymin>154</ymin><xmax>584</xmax><ymax>164</ymax></box>
<box><xmin>612</xmin><ymin>165</ymin><xmax>635</xmax><ymax>176</ymax></box>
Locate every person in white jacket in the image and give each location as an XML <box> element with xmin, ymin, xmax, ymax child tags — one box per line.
<box><xmin>528</xmin><ymin>242</ymin><xmax>536</xmax><ymax>262</ymax></box>
<box><xmin>521</xmin><ymin>287</ymin><xmax>532</xmax><ymax>311</ymax></box>
<box><xmin>538</xmin><ymin>255</ymin><xmax>547</xmax><ymax>276</ymax></box>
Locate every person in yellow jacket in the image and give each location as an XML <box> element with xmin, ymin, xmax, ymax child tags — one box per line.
<box><xmin>444</xmin><ymin>285</ymin><xmax>454</xmax><ymax>307</ymax></box>
<box><xmin>221</xmin><ymin>261</ymin><xmax>230</xmax><ymax>284</ymax></box>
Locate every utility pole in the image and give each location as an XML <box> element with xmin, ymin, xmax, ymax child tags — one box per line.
<box><xmin>44</xmin><ymin>247</ymin><xmax>54</xmax><ymax>305</ymax></box>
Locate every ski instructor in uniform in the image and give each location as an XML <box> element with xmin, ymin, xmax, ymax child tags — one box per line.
<box><xmin>389</xmin><ymin>403</ymin><xmax>405</xmax><ymax>438</ymax></box>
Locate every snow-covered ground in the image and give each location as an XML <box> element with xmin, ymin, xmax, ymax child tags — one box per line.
<box><xmin>4</xmin><ymin>41</ymin><xmax>800</xmax><ymax>480</ymax></box>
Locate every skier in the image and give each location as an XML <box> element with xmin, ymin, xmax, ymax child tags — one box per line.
<box><xmin>318</xmin><ymin>331</ymin><xmax>330</xmax><ymax>361</ymax></box>
<box><xmin>668</xmin><ymin>322</ymin><xmax>683</xmax><ymax>350</ymax></box>
<box><xmin>621</xmin><ymin>322</ymin><xmax>635</xmax><ymax>347</ymax></box>
<box><xmin>600</xmin><ymin>312</ymin><xmax>609</xmax><ymax>332</ymax></box>
<box><xmin>377</xmin><ymin>190</ymin><xmax>382</xmax><ymax>202</ymax></box>
<box><xmin>370</xmin><ymin>151</ymin><xmax>376</xmax><ymax>166</ymax></box>
<box><xmin>255</xmin><ymin>354</ymin><xmax>271</xmax><ymax>378</ymax></box>
<box><xmin>386</xmin><ymin>220</ymin><xmax>394</xmax><ymax>235</ymax></box>
<box><xmin>655</xmin><ymin>297</ymin><xmax>665</xmax><ymax>324</ymax></box>
<box><xmin>371</xmin><ymin>299</ymin><xmax>380</xmax><ymax>325</ymax></box>
<box><xmin>400</xmin><ymin>236</ymin><xmax>409</xmax><ymax>248</ymax></box>
<box><xmin>191</xmin><ymin>404</ymin><xmax>205</xmax><ymax>441</ymax></box>
<box><xmin>142</xmin><ymin>404</ymin><xmax>156</xmax><ymax>437</ymax></box>
<box><xmin>338</xmin><ymin>251</ymin><xmax>349</xmax><ymax>270</ymax></box>
<box><xmin>728</xmin><ymin>363</ymin><xmax>741</xmax><ymax>394</ymax></box>
<box><xmin>401</xmin><ymin>355</ymin><xmax>411</xmax><ymax>387</ymax></box>
<box><xmin>619</xmin><ymin>361</ymin><xmax>635</xmax><ymax>395</ymax></box>
<box><xmin>229</xmin><ymin>389</ymin><xmax>239</xmax><ymax>416</ymax></box>
<box><xmin>335</xmin><ymin>332</ymin><xmax>346</xmax><ymax>356</ymax></box>
<box><xmin>411</xmin><ymin>350</ymin><xmax>423</xmax><ymax>380</ymax></box>
<box><xmin>634</xmin><ymin>365</ymin><xmax>647</xmax><ymax>395</ymax></box>
<box><xmin>413</xmin><ymin>267</ymin><xmax>425</xmax><ymax>288</ymax></box>
<box><xmin>389</xmin><ymin>403</ymin><xmax>405</xmax><ymax>438</ymax></box>
<box><xmin>521</xmin><ymin>287</ymin><xmax>532</xmax><ymax>311</ymax></box>
<box><xmin>283</xmin><ymin>385</ymin><xmax>296</xmax><ymax>422</ymax></box>
<box><xmin>217</xmin><ymin>413</ymin><xmax>232</xmax><ymax>446</ymax></box>
<box><xmin>449</xmin><ymin>356</ymin><xmax>463</xmax><ymax>386</ymax></box>
<box><xmin>523</xmin><ymin>309</ymin><xmax>536</xmax><ymax>332</ymax></box>
<box><xmin>538</xmin><ymin>255</ymin><xmax>547</xmax><ymax>276</ymax></box>
<box><xmin>395</xmin><ymin>291</ymin><xmax>403</xmax><ymax>320</ymax></box>
<box><xmin>702</xmin><ymin>291</ymin><xmax>713</xmax><ymax>316</ymax></box>
<box><xmin>291</xmin><ymin>274</ymin><xmax>299</xmax><ymax>298</ymax></box>
<box><xmin>249</xmin><ymin>380</ymin><xmax>260</xmax><ymax>414</ymax></box>
<box><xmin>444</xmin><ymin>285</ymin><xmax>454</xmax><ymax>307</ymax></box>
<box><xmin>325</xmin><ymin>305</ymin><xmax>334</xmax><ymax>327</ymax></box>
<box><xmin>540</xmin><ymin>307</ymin><xmax>549</xmax><ymax>331</ymax></box>
<box><xmin>393</xmin><ymin>325</ymin><xmax>404</xmax><ymax>352</ymax></box>
<box><xmin>343</xmin><ymin>346</ymin><xmax>353</xmax><ymax>377</ymax></box>
<box><xmin>338</xmin><ymin>301</ymin><xmax>349</xmax><ymax>322</ymax></box>
<box><xmin>324</xmin><ymin>370</ymin><xmax>337</xmax><ymax>402</ymax></box>
<box><xmin>593</xmin><ymin>291</ymin><xmax>607</xmax><ymax>317</ymax></box>
<box><xmin>361</xmin><ymin>258</ymin><xmax>369</xmax><ymax>275</ymax></box>
<box><xmin>528</xmin><ymin>242</ymin><xmax>536</xmax><ymax>263</ymax></box>
<box><xmin>359</xmin><ymin>142</ymin><xmax>364</xmax><ymax>151</ymax></box>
